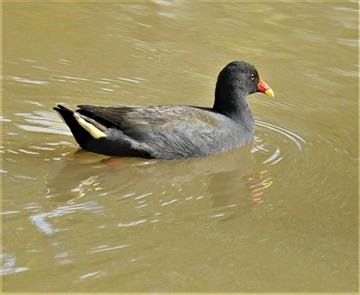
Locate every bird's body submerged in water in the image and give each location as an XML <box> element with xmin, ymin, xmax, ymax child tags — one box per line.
<box><xmin>54</xmin><ymin>61</ymin><xmax>274</xmax><ymax>159</ymax></box>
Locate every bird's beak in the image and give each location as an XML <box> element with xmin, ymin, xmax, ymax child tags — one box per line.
<box><xmin>257</xmin><ymin>77</ymin><xmax>274</xmax><ymax>97</ymax></box>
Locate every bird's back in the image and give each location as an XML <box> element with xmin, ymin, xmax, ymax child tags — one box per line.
<box><xmin>76</xmin><ymin>104</ymin><xmax>252</xmax><ymax>159</ymax></box>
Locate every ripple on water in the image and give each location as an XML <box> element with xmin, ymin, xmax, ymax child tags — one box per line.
<box><xmin>79</xmin><ymin>271</ymin><xmax>105</xmax><ymax>281</ymax></box>
<box><xmin>29</xmin><ymin>201</ymin><xmax>103</xmax><ymax>236</ymax></box>
<box><xmin>16</xmin><ymin>110</ymin><xmax>71</xmax><ymax>136</ymax></box>
<box><xmin>253</xmin><ymin>118</ymin><xmax>306</xmax><ymax>167</ymax></box>
<box><xmin>8</xmin><ymin>76</ymin><xmax>48</xmax><ymax>85</ymax></box>
<box><xmin>118</xmin><ymin>219</ymin><xmax>147</xmax><ymax>228</ymax></box>
<box><xmin>255</xmin><ymin>119</ymin><xmax>306</xmax><ymax>150</ymax></box>
<box><xmin>88</xmin><ymin>244</ymin><xmax>130</xmax><ymax>254</ymax></box>
<box><xmin>0</xmin><ymin>253</ymin><xmax>28</xmax><ymax>276</ymax></box>
<box><xmin>0</xmin><ymin>116</ymin><xmax>11</xmax><ymax>122</ymax></box>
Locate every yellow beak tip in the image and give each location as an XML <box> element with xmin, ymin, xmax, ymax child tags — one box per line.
<box><xmin>265</xmin><ymin>88</ymin><xmax>275</xmax><ymax>97</ymax></box>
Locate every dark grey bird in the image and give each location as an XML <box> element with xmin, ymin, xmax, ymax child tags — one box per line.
<box><xmin>53</xmin><ymin>61</ymin><xmax>274</xmax><ymax>159</ymax></box>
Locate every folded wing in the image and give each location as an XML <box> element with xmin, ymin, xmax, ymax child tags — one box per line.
<box><xmin>77</xmin><ymin>104</ymin><xmax>225</xmax><ymax>158</ymax></box>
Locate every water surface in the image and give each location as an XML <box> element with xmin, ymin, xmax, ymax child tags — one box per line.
<box><xmin>2</xmin><ymin>2</ymin><xmax>358</xmax><ymax>292</ymax></box>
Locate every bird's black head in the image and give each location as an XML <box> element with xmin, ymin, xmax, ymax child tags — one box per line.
<box><xmin>216</xmin><ymin>61</ymin><xmax>273</xmax><ymax>96</ymax></box>
<box><xmin>213</xmin><ymin>60</ymin><xmax>274</xmax><ymax>116</ymax></box>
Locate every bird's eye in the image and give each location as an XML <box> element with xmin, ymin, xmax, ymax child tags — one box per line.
<box><xmin>250</xmin><ymin>74</ymin><xmax>256</xmax><ymax>81</ymax></box>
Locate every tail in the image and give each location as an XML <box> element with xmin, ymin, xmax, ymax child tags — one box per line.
<box><xmin>53</xmin><ymin>104</ymin><xmax>106</xmax><ymax>149</ymax></box>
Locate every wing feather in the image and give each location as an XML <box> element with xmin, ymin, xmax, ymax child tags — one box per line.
<box><xmin>77</xmin><ymin>105</ymin><xmax>220</xmax><ymax>138</ymax></box>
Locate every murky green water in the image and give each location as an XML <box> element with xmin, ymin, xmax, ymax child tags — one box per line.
<box><xmin>2</xmin><ymin>2</ymin><xmax>358</xmax><ymax>292</ymax></box>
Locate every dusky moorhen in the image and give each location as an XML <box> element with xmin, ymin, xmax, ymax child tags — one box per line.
<box><xmin>54</xmin><ymin>61</ymin><xmax>274</xmax><ymax>159</ymax></box>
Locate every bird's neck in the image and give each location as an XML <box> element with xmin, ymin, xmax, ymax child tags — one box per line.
<box><xmin>213</xmin><ymin>89</ymin><xmax>254</xmax><ymax>127</ymax></box>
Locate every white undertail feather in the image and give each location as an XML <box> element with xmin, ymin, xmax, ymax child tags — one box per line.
<box><xmin>73</xmin><ymin>112</ymin><xmax>107</xmax><ymax>139</ymax></box>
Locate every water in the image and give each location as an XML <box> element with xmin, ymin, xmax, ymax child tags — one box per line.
<box><xmin>2</xmin><ymin>2</ymin><xmax>358</xmax><ymax>292</ymax></box>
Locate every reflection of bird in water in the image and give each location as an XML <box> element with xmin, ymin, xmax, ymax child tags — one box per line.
<box><xmin>247</xmin><ymin>170</ymin><xmax>272</xmax><ymax>204</ymax></box>
<box><xmin>45</xmin><ymin>150</ymin><xmax>107</xmax><ymax>202</ymax></box>
<box><xmin>46</xmin><ymin>144</ymin><xmax>273</xmax><ymax>212</ymax></box>
<box><xmin>208</xmin><ymin>167</ymin><xmax>272</xmax><ymax>209</ymax></box>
